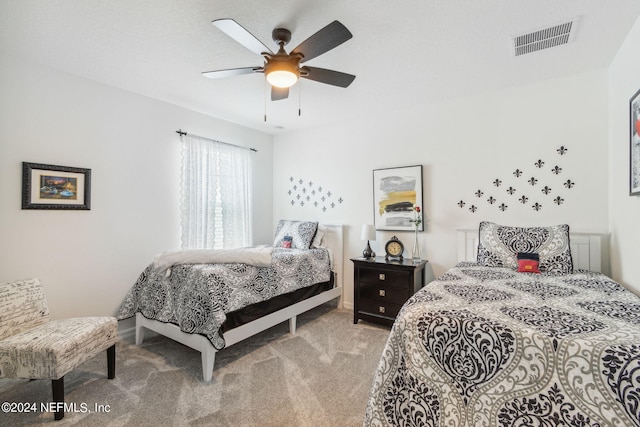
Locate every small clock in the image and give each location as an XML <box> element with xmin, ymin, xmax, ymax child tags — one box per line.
<box><xmin>384</xmin><ymin>236</ymin><xmax>404</xmax><ymax>261</ymax></box>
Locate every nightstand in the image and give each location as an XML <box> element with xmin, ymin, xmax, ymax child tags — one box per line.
<box><xmin>351</xmin><ymin>257</ymin><xmax>435</xmax><ymax>326</ymax></box>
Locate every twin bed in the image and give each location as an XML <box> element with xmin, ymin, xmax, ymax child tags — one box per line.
<box><xmin>364</xmin><ymin>222</ymin><xmax>640</xmax><ymax>426</ymax></box>
<box><xmin>117</xmin><ymin>221</ymin><xmax>343</xmax><ymax>382</ymax></box>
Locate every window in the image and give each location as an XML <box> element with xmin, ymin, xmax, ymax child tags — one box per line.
<box><xmin>180</xmin><ymin>133</ymin><xmax>252</xmax><ymax>249</ymax></box>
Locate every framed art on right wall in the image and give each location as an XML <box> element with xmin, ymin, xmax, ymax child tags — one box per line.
<box><xmin>373</xmin><ymin>165</ymin><xmax>423</xmax><ymax>231</ymax></box>
<box><xmin>630</xmin><ymin>87</ymin><xmax>640</xmax><ymax>196</ymax></box>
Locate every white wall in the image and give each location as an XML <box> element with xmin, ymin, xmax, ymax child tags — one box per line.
<box><xmin>273</xmin><ymin>70</ymin><xmax>609</xmax><ymax>309</ymax></box>
<box><xmin>0</xmin><ymin>54</ymin><xmax>274</xmax><ymax>320</ymax></box>
<box><xmin>608</xmin><ymin>15</ymin><xmax>640</xmax><ymax>294</ymax></box>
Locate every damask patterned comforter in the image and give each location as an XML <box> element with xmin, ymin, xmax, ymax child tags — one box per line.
<box><xmin>117</xmin><ymin>247</ymin><xmax>331</xmax><ymax>350</ymax></box>
<box><xmin>364</xmin><ymin>262</ymin><xmax>640</xmax><ymax>427</ymax></box>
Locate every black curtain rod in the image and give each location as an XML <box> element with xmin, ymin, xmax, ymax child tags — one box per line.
<box><xmin>175</xmin><ymin>129</ymin><xmax>257</xmax><ymax>152</ymax></box>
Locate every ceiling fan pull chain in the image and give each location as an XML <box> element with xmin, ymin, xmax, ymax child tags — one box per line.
<box><xmin>298</xmin><ymin>80</ymin><xmax>302</xmax><ymax>117</ymax></box>
<box><xmin>264</xmin><ymin>77</ymin><xmax>268</xmax><ymax>122</ymax></box>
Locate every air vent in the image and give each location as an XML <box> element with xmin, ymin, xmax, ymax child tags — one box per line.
<box><xmin>512</xmin><ymin>19</ymin><xmax>578</xmax><ymax>56</ymax></box>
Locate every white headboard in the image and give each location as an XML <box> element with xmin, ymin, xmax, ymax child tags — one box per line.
<box><xmin>321</xmin><ymin>224</ymin><xmax>344</xmax><ymax>288</ymax></box>
<box><xmin>456</xmin><ymin>229</ymin><xmax>609</xmax><ymax>274</ymax></box>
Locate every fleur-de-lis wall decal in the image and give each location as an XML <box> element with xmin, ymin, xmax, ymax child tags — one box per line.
<box><xmin>288</xmin><ymin>177</ymin><xmax>342</xmax><ymax>211</ymax></box>
<box><xmin>457</xmin><ymin>147</ymin><xmax>575</xmax><ymax>213</ymax></box>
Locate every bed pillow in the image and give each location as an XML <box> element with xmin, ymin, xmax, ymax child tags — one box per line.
<box><xmin>273</xmin><ymin>220</ymin><xmax>319</xmax><ymax>249</ymax></box>
<box><xmin>477</xmin><ymin>221</ymin><xmax>573</xmax><ymax>274</ymax></box>
<box><xmin>311</xmin><ymin>224</ymin><xmax>327</xmax><ymax>248</ymax></box>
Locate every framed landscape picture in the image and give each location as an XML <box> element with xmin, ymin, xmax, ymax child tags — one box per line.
<box><xmin>631</xmin><ymin>88</ymin><xmax>640</xmax><ymax>196</ymax></box>
<box><xmin>373</xmin><ymin>165</ymin><xmax>423</xmax><ymax>231</ymax></box>
<box><xmin>22</xmin><ymin>162</ymin><xmax>91</xmax><ymax>210</ymax></box>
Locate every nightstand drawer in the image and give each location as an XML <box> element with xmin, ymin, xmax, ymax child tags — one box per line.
<box><xmin>359</xmin><ymin>267</ymin><xmax>410</xmax><ymax>287</ymax></box>
<box><xmin>359</xmin><ymin>282</ymin><xmax>408</xmax><ymax>304</ymax></box>
<box><xmin>359</xmin><ymin>298</ymin><xmax>403</xmax><ymax>319</ymax></box>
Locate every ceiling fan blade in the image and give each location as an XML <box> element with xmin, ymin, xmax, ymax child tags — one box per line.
<box><xmin>301</xmin><ymin>66</ymin><xmax>356</xmax><ymax>88</ymax></box>
<box><xmin>291</xmin><ymin>21</ymin><xmax>352</xmax><ymax>63</ymax></box>
<box><xmin>202</xmin><ymin>66</ymin><xmax>262</xmax><ymax>79</ymax></box>
<box><xmin>213</xmin><ymin>18</ymin><xmax>273</xmax><ymax>56</ymax></box>
<box><xmin>271</xmin><ymin>87</ymin><xmax>289</xmax><ymax>101</ymax></box>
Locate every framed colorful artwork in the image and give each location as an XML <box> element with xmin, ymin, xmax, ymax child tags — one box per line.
<box><xmin>630</xmin><ymin>88</ymin><xmax>640</xmax><ymax>196</ymax></box>
<box><xmin>373</xmin><ymin>165</ymin><xmax>423</xmax><ymax>231</ymax></box>
<box><xmin>22</xmin><ymin>162</ymin><xmax>91</xmax><ymax>210</ymax></box>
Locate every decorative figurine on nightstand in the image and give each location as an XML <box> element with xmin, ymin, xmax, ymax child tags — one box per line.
<box><xmin>361</xmin><ymin>224</ymin><xmax>376</xmax><ymax>259</ymax></box>
<box><xmin>384</xmin><ymin>236</ymin><xmax>404</xmax><ymax>261</ymax></box>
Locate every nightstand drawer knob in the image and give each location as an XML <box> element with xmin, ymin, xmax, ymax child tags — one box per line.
<box><xmin>379</xmin><ymin>273</ymin><xmax>385</xmax><ymax>280</ymax></box>
<box><xmin>379</xmin><ymin>289</ymin><xmax>386</xmax><ymax>297</ymax></box>
<box><xmin>378</xmin><ymin>306</ymin><xmax>386</xmax><ymax>314</ymax></box>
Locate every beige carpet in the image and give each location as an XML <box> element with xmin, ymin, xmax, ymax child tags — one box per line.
<box><xmin>0</xmin><ymin>304</ymin><xmax>391</xmax><ymax>426</ymax></box>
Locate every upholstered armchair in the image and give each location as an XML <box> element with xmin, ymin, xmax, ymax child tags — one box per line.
<box><xmin>0</xmin><ymin>278</ymin><xmax>117</xmax><ymax>420</ymax></box>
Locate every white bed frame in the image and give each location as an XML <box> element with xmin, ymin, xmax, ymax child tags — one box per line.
<box><xmin>456</xmin><ymin>229</ymin><xmax>609</xmax><ymax>273</ymax></box>
<box><xmin>135</xmin><ymin>224</ymin><xmax>344</xmax><ymax>382</ymax></box>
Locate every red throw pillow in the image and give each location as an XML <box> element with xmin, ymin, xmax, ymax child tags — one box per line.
<box><xmin>518</xmin><ymin>258</ymin><xmax>540</xmax><ymax>273</ymax></box>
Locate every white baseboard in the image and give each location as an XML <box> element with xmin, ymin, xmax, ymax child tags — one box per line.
<box><xmin>118</xmin><ymin>325</ymin><xmax>136</xmax><ymax>342</ymax></box>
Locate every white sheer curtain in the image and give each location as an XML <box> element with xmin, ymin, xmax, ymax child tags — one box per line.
<box><xmin>180</xmin><ymin>133</ymin><xmax>252</xmax><ymax>249</ymax></box>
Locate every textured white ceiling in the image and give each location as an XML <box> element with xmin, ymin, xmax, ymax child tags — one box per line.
<box><xmin>1</xmin><ymin>0</ymin><xmax>639</xmax><ymax>134</ymax></box>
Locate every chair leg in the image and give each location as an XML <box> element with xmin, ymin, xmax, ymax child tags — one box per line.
<box><xmin>107</xmin><ymin>344</ymin><xmax>116</xmax><ymax>379</ymax></box>
<box><xmin>52</xmin><ymin>377</ymin><xmax>64</xmax><ymax>420</ymax></box>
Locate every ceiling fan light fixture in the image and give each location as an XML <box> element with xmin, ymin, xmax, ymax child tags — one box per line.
<box><xmin>265</xmin><ymin>61</ymin><xmax>299</xmax><ymax>88</ymax></box>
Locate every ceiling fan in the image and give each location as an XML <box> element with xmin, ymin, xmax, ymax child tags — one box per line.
<box><xmin>202</xmin><ymin>19</ymin><xmax>356</xmax><ymax>101</ymax></box>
